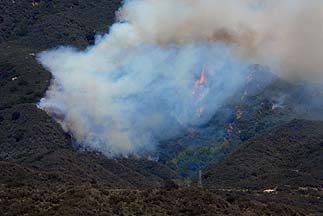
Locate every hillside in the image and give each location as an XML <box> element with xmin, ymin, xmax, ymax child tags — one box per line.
<box><xmin>204</xmin><ymin>119</ymin><xmax>323</xmax><ymax>189</ymax></box>
<box><xmin>0</xmin><ymin>0</ymin><xmax>178</xmax><ymax>191</ymax></box>
<box><xmin>0</xmin><ymin>0</ymin><xmax>121</xmax><ymax>109</ymax></box>
<box><xmin>158</xmin><ymin>67</ymin><xmax>323</xmax><ymax>178</ymax></box>
<box><xmin>1</xmin><ymin>0</ymin><xmax>323</xmax><ymax>215</ymax></box>
<box><xmin>0</xmin><ymin>104</ymin><xmax>179</xmax><ymax>189</ymax></box>
<box><xmin>0</xmin><ymin>186</ymin><xmax>308</xmax><ymax>216</ymax></box>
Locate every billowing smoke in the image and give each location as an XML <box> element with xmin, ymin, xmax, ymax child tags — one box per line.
<box><xmin>38</xmin><ymin>0</ymin><xmax>323</xmax><ymax>156</ymax></box>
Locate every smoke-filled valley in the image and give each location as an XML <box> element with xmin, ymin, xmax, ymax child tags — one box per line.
<box><xmin>1</xmin><ymin>0</ymin><xmax>323</xmax><ymax>215</ymax></box>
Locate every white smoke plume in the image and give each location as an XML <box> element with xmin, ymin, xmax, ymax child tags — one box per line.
<box><xmin>38</xmin><ymin>0</ymin><xmax>323</xmax><ymax>156</ymax></box>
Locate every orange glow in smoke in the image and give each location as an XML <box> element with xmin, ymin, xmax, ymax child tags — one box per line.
<box><xmin>195</xmin><ymin>65</ymin><xmax>206</xmax><ymax>87</ymax></box>
<box><xmin>192</xmin><ymin>65</ymin><xmax>207</xmax><ymax>96</ymax></box>
<box><xmin>192</xmin><ymin>65</ymin><xmax>208</xmax><ymax>117</ymax></box>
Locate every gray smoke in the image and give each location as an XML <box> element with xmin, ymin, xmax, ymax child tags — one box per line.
<box><xmin>38</xmin><ymin>0</ymin><xmax>323</xmax><ymax>156</ymax></box>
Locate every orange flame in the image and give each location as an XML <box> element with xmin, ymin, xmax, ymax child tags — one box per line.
<box><xmin>192</xmin><ymin>65</ymin><xmax>207</xmax><ymax>96</ymax></box>
<box><xmin>192</xmin><ymin>65</ymin><xmax>207</xmax><ymax>117</ymax></box>
<box><xmin>195</xmin><ymin>65</ymin><xmax>206</xmax><ymax>87</ymax></box>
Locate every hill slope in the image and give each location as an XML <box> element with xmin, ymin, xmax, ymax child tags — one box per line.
<box><xmin>0</xmin><ymin>0</ymin><xmax>181</xmax><ymax>190</ymax></box>
<box><xmin>0</xmin><ymin>0</ymin><xmax>121</xmax><ymax>109</ymax></box>
<box><xmin>1</xmin><ymin>0</ymin><xmax>323</xmax><ymax>215</ymax></box>
<box><xmin>204</xmin><ymin>119</ymin><xmax>323</xmax><ymax>189</ymax></box>
<box><xmin>158</xmin><ymin>67</ymin><xmax>323</xmax><ymax>178</ymax></box>
<box><xmin>0</xmin><ymin>104</ymin><xmax>179</xmax><ymax>189</ymax></box>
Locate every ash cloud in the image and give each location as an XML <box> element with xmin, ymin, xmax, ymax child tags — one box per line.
<box><xmin>38</xmin><ymin>0</ymin><xmax>323</xmax><ymax>156</ymax></box>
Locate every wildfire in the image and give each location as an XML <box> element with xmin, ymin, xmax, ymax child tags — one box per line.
<box><xmin>192</xmin><ymin>65</ymin><xmax>207</xmax><ymax>96</ymax></box>
<box><xmin>192</xmin><ymin>65</ymin><xmax>208</xmax><ymax>117</ymax></box>
<box><xmin>195</xmin><ymin>65</ymin><xmax>206</xmax><ymax>87</ymax></box>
